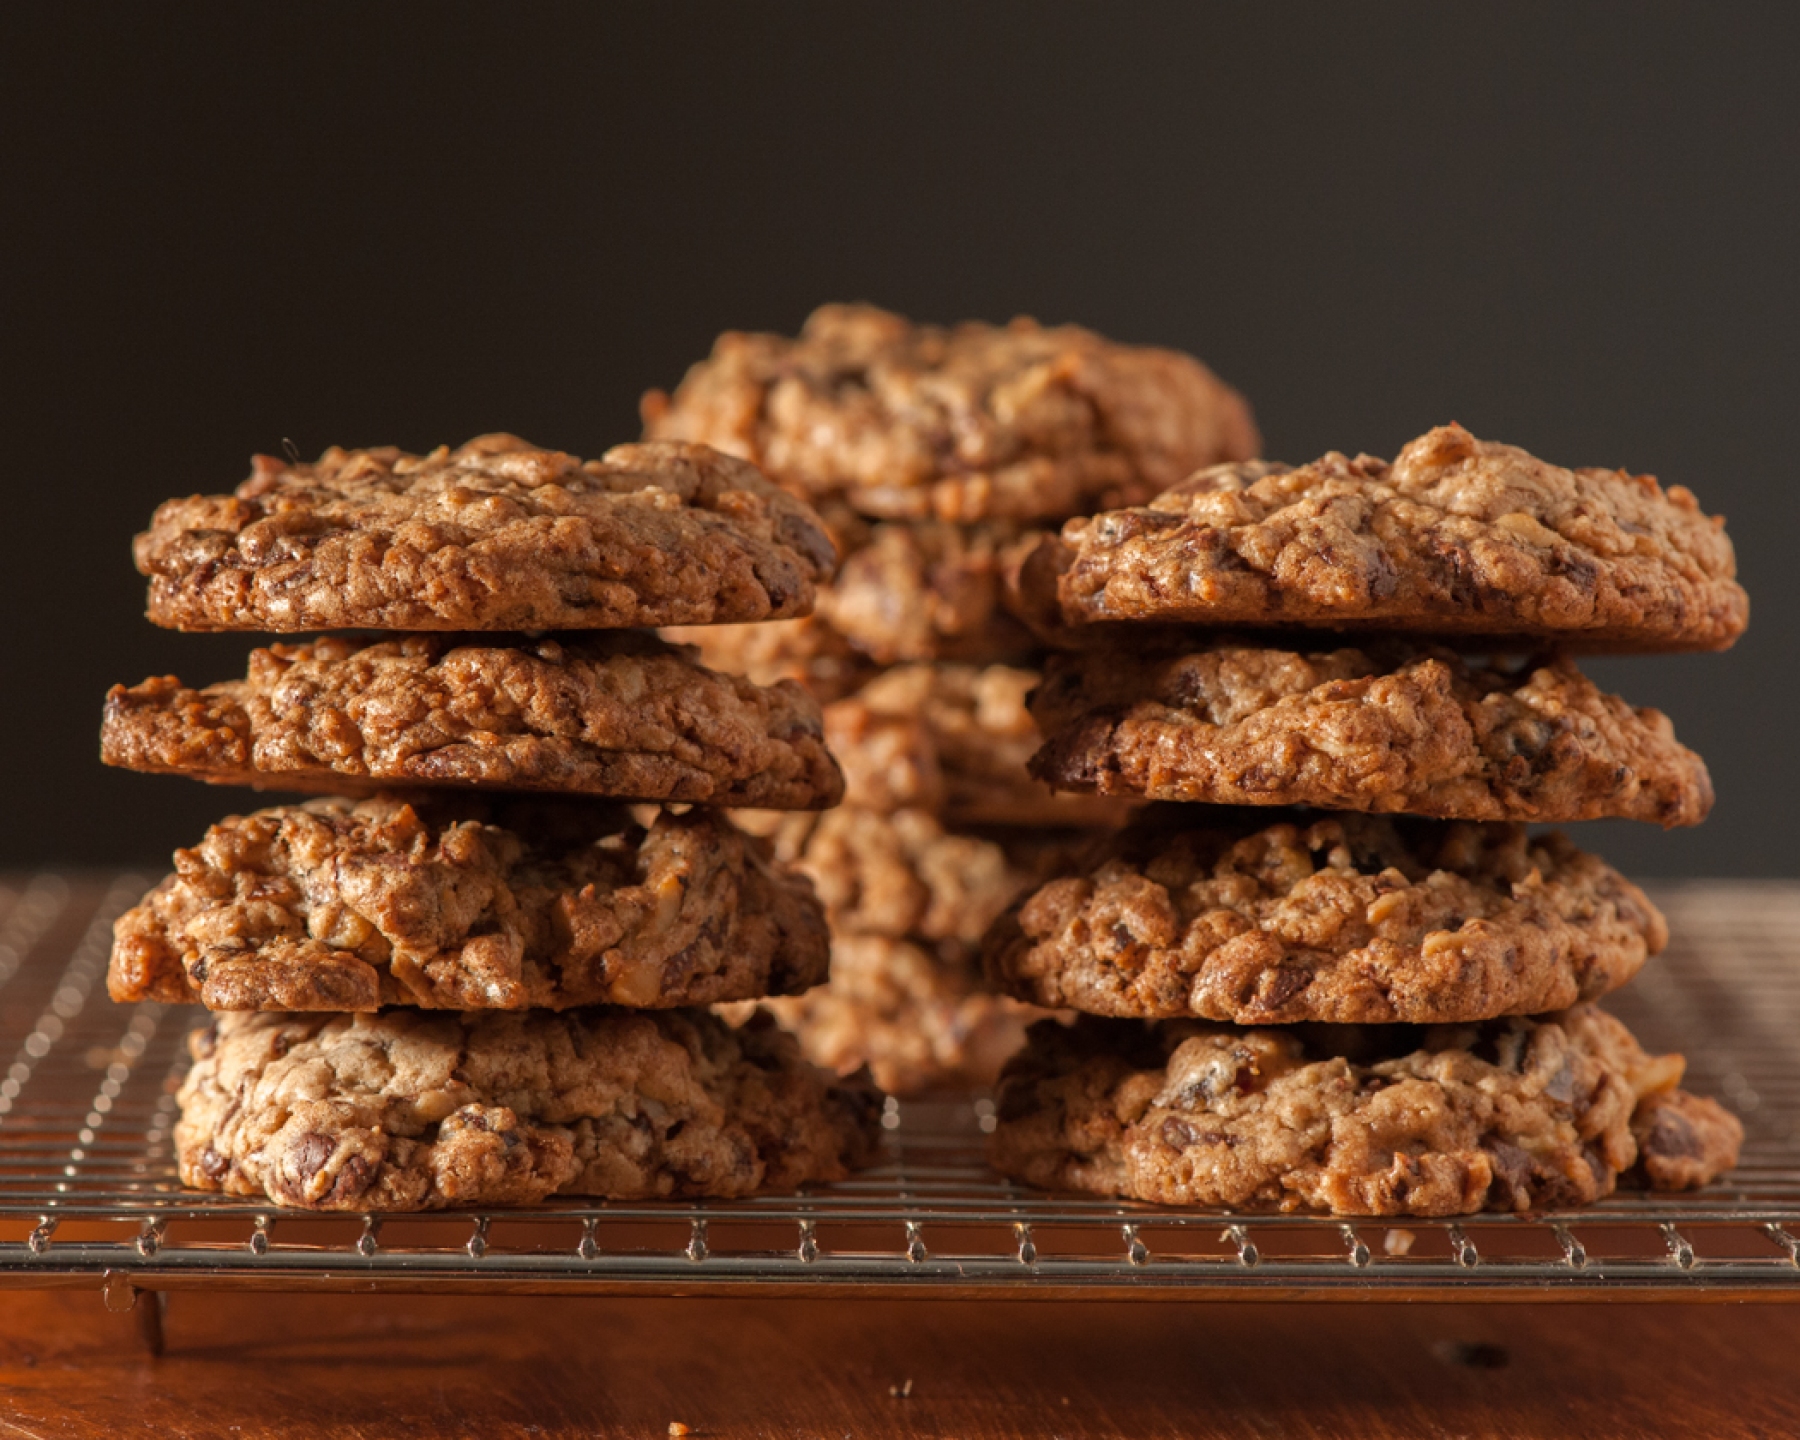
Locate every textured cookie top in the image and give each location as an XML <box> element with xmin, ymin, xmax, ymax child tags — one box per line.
<box><xmin>824</xmin><ymin>663</ymin><xmax>1130</xmax><ymax>827</ymax></box>
<box><xmin>1029</xmin><ymin>642</ymin><xmax>1712</xmax><ymax>825</ymax></box>
<box><xmin>102</xmin><ymin>631</ymin><xmax>844</xmax><ymax>810</ymax></box>
<box><xmin>112</xmin><ymin>796</ymin><xmax>830</xmax><ymax>1011</ymax></box>
<box><xmin>1044</xmin><ymin>424</ymin><xmax>1747</xmax><ymax>650</ymax></box>
<box><xmin>641</xmin><ymin>303</ymin><xmax>1260</xmax><ymax>523</ymax></box>
<box><xmin>983</xmin><ymin>810</ymin><xmax>1664</xmax><ymax>1025</ymax></box>
<box><xmin>175</xmin><ymin>1007</ymin><xmax>882</xmax><ymax>1210</ymax></box>
<box><xmin>135</xmin><ymin>435</ymin><xmax>837</xmax><ymax>632</ymax></box>
<box><xmin>988</xmin><ymin>1007</ymin><xmax>1741</xmax><ymax>1215</ymax></box>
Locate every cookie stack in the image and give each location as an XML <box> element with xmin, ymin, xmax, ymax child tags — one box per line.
<box><xmin>983</xmin><ymin>423</ymin><xmax>1748</xmax><ymax>1214</ymax></box>
<box><xmin>101</xmin><ymin>435</ymin><xmax>882</xmax><ymax>1210</ymax></box>
<box><xmin>645</xmin><ymin>304</ymin><xmax>1260</xmax><ymax>1091</ymax></box>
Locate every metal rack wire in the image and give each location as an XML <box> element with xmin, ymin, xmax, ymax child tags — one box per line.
<box><xmin>0</xmin><ymin>872</ymin><xmax>1795</xmax><ymax>1306</ymax></box>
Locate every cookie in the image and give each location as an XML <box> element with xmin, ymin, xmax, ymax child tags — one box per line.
<box><xmin>176</xmin><ymin>1006</ymin><xmax>883</xmax><ymax>1209</ymax></box>
<box><xmin>659</xmin><ymin>616</ymin><xmax>882</xmax><ymax>704</ymax></box>
<box><xmin>815</xmin><ymin>519</ymin><xmax>1043</xmax><ymax>664</ymax></box>
<box><xmin>989</xmin><ymin>1007</ymin><xmax>1741</xmax><ymax>1215</ymax></box>
<box><xmin>759</xmin><ymin>804</ymin><xmax>1090</xmax><ymax>946</ymax></box>
<box><xmin>717</xmin><ymin>808</ymin><xmax>1080</xmax><ymax>1094</ymax></box>
<box><xmin>1039</xmin><ymin>424</ymin><xmax>1748</xmax><ymax>651</ymax></box>
<box><xmin>750</xmin><ymin>935</ymin><xmax>1049</xmax><ymax>1096</ymax></box>
<box><xmin>1028</xmin><ymin>642</ymin><xmax>1712</xmax><ymax>826</ymax></box>
<box><xmin>112</xmin><ymin>796</ymin><xmax>830</xmax><ymax>1011</ymax></box>
<box><xmin>983</xmin><ymin>810</ymin><xmax>1664</xmax><ymax>1025</ymax></box>
<box><xmin>102</xmin><ymin>631</ymin><xmax>844</xmax><ymax>810</ymax></box>
<box><xmin>641</xmin><ymin>303</ymin><xmax>1259</xmax><ymax>523</ymax></box>
<box><xmin>136</xmin><ymin>435</ymin><xmax>837</xmax><ymax>633</ymax></box>
<box><xmin>825</xmin><ymin>664</ymin><xmax>1130</xmax><ymax>827</ymax></box>
<box><xmin>665</xmin><ymin>517</ymin><xmax>1045</xmax><ymax>705</ymax></box>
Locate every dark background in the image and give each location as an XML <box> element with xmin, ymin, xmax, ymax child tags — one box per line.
<box><xmin>2</xmin><ymin>3</ymin><xmax>1795</xmax><ymax>876</ymax></box>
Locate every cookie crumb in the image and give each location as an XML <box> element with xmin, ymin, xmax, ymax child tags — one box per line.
<box><xmin>888</xmin><ymin>1378</ymin><xmax>914</xmax><ymax>1398</ymax></box>
<box><xmin>1384</xmin><ymin>1228</ymin><xmax>1417</xmax><ymax>1256</ymax></box>
<box><xmin>669</xmin><ymin>1423</ymin><xmax>691</xmax><ymax>1436</ymax></box>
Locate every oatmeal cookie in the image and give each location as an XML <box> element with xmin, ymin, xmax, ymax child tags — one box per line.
<box><xmin>176</xmin><ymin>1007</ymin><xmax>882</xmax><ymax>1210</ymax></box>
<box><xmin>102</xmin><ymin>631</ymin><xmax>844</xmax><ymax>810</ymax></box>
<box><xmin>989</xmin><ymin>1007</ymin><xmax>1741</xmax><ymax>1214</ymax></box>
<box><xmin>752</xmin><ymin>935</ymin><xmax>1049</xmax><ymax>1095</ymax></box>
<box><xmin>665</xmin><ymin>519</ymin><xmax>1043</xmax><ymax>696</ymax></box>
<box><xmin>659</xmin><ymin>616</ymin><xmax>882</xmax><ymax>704</ymax></box>
<box><xmin>112</xmin><ymin>796</ymin><xmax>830</xmax><ymax>1011</ymax></box>
<box><xmin>983</xmin><ymin>810</ymin><xmax>1663</xmax><ymax>1025</ymax></box>
<box><xmin>641</xmin><ymin>303</ymin><xmax>1259</xmax><ymax>523</ymax></box>
<box><xmin>721</xmin><ymin>809</ymin><xmax>1081</xmax><ymax>1094</ymax></box>
<box><xmin>1028</xmin><ymin>642</ymin><xmax>1711</xmax><ymax>825</ymax></box>
<box><xmin>759</xmin><ymin>805</ymin><xmax>1091</xmax><ymax>945</ymax></box>
<box><xmin>825</xmin><ymin>664</ymin><xmax>1129</xmax><ymax>826</ymax></box>
<box><xmin>1039</xmin><ymin>424</ymin><xmax>1747</xmax><ymax>651</ymax></box>
<box><xmin>136</xmin><ymin>435</ymin><xmax>836</xmax><ymax>633</ymax></box>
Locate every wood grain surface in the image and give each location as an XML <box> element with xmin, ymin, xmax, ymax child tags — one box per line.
<box><xmin>0</xmin><ymin>1290</ymin><xmax>1794</xmax><ymax>1438</ymax></box>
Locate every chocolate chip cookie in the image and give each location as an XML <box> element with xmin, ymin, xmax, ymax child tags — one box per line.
<box><xmin>102</xmin><ymin>631</ymin><xmax>844</xmax><ymax>810</ymax></box>
<box><xmin>177</xmin><ymin>1006</ymin><xmax>882</xmax><ymax>1209</ymax></box>
<box><xmin>1028</xmin><ymin>641</ymin><xmax>1712</xmax><ymax>825</ymax></box>
<box><xmin>113</xmin><ymin>796</ymin><xmax>830</xmax><ymax>1011</ymax></box>
<box><xmin>136</xmin><ymin>435</ymin><xmax>837</xmax><ymax>632</ymax></box>
<box><xmin>983</xmin><ymin>810</ymin><xmax>1664</xmax><ymax>1025</ymax></box>
<box><xmin>641</xmin><ymin>303</ymin><xmax>1259</xmax><ymax>523</ymax></box>
<box><xmin>1038</xmin><ymin>424</ymin><xmax>1747</xmax><ymax>651</ymax></box>
<box><xmin>989</xmin><ymin>1006</ymin><xmax>1741</xmax><ymax>1214</ymax></box>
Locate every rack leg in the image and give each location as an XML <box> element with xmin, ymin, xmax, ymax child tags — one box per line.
<box><xmin>134</xmin><ymin>1290</ymin><xmax>166</xmax><ymax>1357</ymax></box>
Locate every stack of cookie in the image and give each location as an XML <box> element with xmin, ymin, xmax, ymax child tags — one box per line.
<box><xmin>101</xmin><ymin>435</ymin><xmax>882</xmax><ymax>1210</ymax></box>
<box><xmin>645</xmin><ymin>304</ymin><xmax>1259</xmax><ymax>1091</ymax></box>
<box><xmin>984</xmin><ymin>423</ymin><xmax>1748</xmax><ymax>1214</ymax></box>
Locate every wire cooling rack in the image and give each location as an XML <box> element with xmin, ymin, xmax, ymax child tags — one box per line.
<box><xmin>0</xmin><ymin>872</ymin><xmax>1795</xmax><ymax>1310</ymax></box>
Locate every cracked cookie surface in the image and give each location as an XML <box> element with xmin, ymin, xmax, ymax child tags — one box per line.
<box><xmin>102</xmin><ymin>631</ymin><xmax>844</xmax><ymax>809</ymax></box>
<box><xmin>641</xmin><ymin>303</ymin><xmax>1258</xmax><ymax>523</ymax></box>
<box><xmin>113</xmin><ymin>796</ymin><xmax>830</xmax><ymax>1011</ymax></box>
<box><xmin>1029</xmin><ymin>642</ymin><xmax>1711</xmax><ymax>825</ymax></box>
<box><xmin>1041</xmin><ymin>424</ymin><xmax>1747</xmax><ymax>651</ymax></box>
<box><xmin>136</xmin><ymin>435</ymin><xmax>836</xmax><ymax>632</ymax></box>
<box><xmin>983</xmin><ymin>810</ymin><xmax>1664</xmax><ymax>1025</ymax></box>
<box><xmin>989</xmin><ymin>1007</ymin><xmax>1740</xmax><ymax>1215</ymax></box>
<box><xmin>176</xmin><ymin>1007</ymin><xmax>883</xmax><ymax>1209</ymax></box>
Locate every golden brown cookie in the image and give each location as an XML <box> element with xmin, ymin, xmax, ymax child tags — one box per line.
<box><xmin>1037</xmin><ymin>424</ymin><xmax>1747</xmax><ymax>651</ymax></box>
<box><xmin>112</xmin><ymin>797</ymin><xmax>830</xmax><ymax>1011</ymax></box>
<box><xmin>641</xmin><ymin>303</ymin><xmax>1259</xmax><ymax>523</ymax></box>
<box><xmin>102</xmin><ymin>631</ymin><xmax>844</xmax><ymax>810</ymax></box>
<box><xmin>989</xmin><ymin>1007</ymin><xmax>1741</xmax><ymax>1215</ymax></box>
<box><xmin>1028</xmin><ymin>642</ymin><xmax>1712</xmax><ymax>825</ymax></box>
<box><xmin>176</xmin><ymin>1007</ymin><xmax>882</xmax><ymax>1210</ymax></box>
<box><xmin>983</xmin><ymin>810</ymin><xmax>1664</xmax><ymax>1025</ymax></box>
<box><xmin>136</xmin><ymin>435</ymin><xmax>836</xmax><ymax>632</ymax></box>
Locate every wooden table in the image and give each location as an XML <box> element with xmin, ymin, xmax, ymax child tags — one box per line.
<box><xmin>0</xmin><ymin>1290</ymin><xmax>1793</xmax><ymax>1438</ymax></box>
